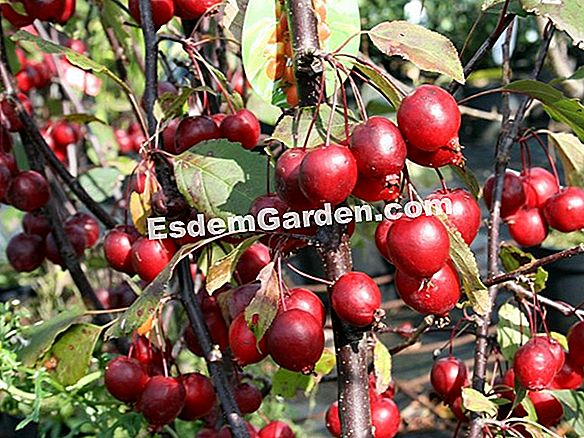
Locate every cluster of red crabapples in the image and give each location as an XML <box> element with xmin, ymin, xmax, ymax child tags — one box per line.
<box><xmin>326</xmin><ymin>375</ymin><xmax>400</xmax><ymax>438</ymax></box>
<box><xmin>105</xmin><ymin>333</ymin><xmax>296</xmax><ymax>436</ymax></box>
<box><xmin>484</xmin><ymin>167</ymin><xmax>584</xmax><ymax>248</ymax></box>
<box><xmin>1</xmin><ymin>0</ymin><xmax>76</xmax><ymax>28</ymax></box>
<box><xmin>431</xmin><ymin>320</ymin><xmax>584</xmax><ymax>428</ymax></box>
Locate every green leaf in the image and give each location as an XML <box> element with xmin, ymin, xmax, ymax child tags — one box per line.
<box><xmin>450</xmin><ymin>164</ymin><xmax>481</xmax><ymax>199</ymax></box>
<box><xmin>244</xmin><ymin>262</ymin><xmax>279</xmax><ymax>343</ymax></box>
<box><xmin>497</xmin><ymin>302</ymin><xmax>530</xmax><ymax>361</ymax></box>
<box><xmin>206</xmin><ymin>236</ymin><xmax>261</xmax><ymax>293</ymax></box>
<box><xmin>369</xmin><ymin>21</ymin><xmax>465</xmax><ymax>84</ymax></box>
<box><xmin>62</xmin><ymin>113</ymin><xmax>107</xmax><ymax>125</ymax></box>
<box><xmin>78</xmin><ymin>167</ymin><xmax>122</xmax><ymax>203</ymax></box>
<box><xmin>156</xmin><ymin>88</ymin><xmax>196</xmax><ymax>121</ymax></box>
<box><xmin>271</xmin><ymin>368</ymin><xmax>313</xmax><ymax>398</ymax></box>
<box><xmin>520</xmin><ymin>394</ymin><xmax>538</xmax><ymax>422</ymax></box>
<box><xmin>105</xmin><ymin>239</ymin><xmax>217</xmax><ymax>339</ymax></box>
<box><xmin>545</xmin><ymin>131</ymin><xmax>584</xmax><ymax>188</ymax></box>
<box><xmin>47</xmin><ymin>324</ymin><xmax>102</xmax><ymax>386</ymax></box>
<box><xmin>100</xmin><ymin>0</ymin><xmax>133</xmax><ymax>63</ymax></box>
<box><xmin>551</xmin><ymin>389</ymin><xmax>584</xmax><ymax>434</ymax></box>
<box><xmin>440</xmin><ymin>217</ymin><xmax>490</xmax><ymax>315</ymax></box>
<box><xmin>504</xmin><ymin>80</ymin><xmax>584</xmax><ymax>142</ymax></box>
<box><xmin>520</xmin><ymin>0</ymin><xmax>584</xmax><ymax>49</ymax></box>
<box><xmin>373</xmin><ymin>340</ymin><xmax>392</xmax><ymax>394</ymax></box>
<box><xmin>271</xmin><ymin>105</ymin><xmax>355</xmax><ymax>149</ymax></box>
<box><xmin>351</xmin><ymin>60</ymin><xmax>403</xmax><ymax>109</ymax></box>
<box><xmin>0</xmin><ymin>0</ymin><xmax>25</xmax><ymax>14</ymax></box>
<box><xmin>18</xmin><ymin>308</ymin><xmax>85</xmax><ymax>367</ymax></box>
<box><xmin>462</xmin><ymin>387</ymin><xmax>499</xmax><ymax>418</ymax></box>
<box><xmin>314</xmin><ymin>348</ymin><xmax>336</xmax><ymax>376</ymax></box>
<box><xmin>174</xmin><ymin>140</ymin><xmax>268</xmax><ymax>220</ymax></box>
<box><xmin>550</xmin><ymin>331</ymin><xmax>568</xmax><ymax>350</ymax></box>
<box><xmin>12</xmin><ymin>31</ymin><xmax>132</xmax><ymax>96</ymax></box>
<box><xmin>499</xmin><ymin>244</ymin><xmax>548</xmax><ymax>293</ymax></box>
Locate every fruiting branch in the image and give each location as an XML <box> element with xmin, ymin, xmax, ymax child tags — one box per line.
<box><xmin>0</xmin><ymin>16</ymin><xmax>109</xmax><ymax>317</ymax></box>
<box><xmin>136</xmin><ymin>2</ymin><xmax>248</xmax><ymax>436</ymax></box>
<box><xmin>468</xmin><ymin>22</ymin><xmax>555</xmax><ymax>438</ymax></box>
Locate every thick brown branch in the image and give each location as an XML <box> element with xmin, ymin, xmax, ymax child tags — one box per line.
<box><xmin>137</xmin><ymin>2</ymin><xmax>248</xmax><ymax>436</ymax></box>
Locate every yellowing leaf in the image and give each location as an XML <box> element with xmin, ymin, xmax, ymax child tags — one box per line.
<box><xmin>369</xmin><ymin>21</ymin><xmax>465</xmax><ymax>84</ymax></box>
<box><xmin>374</xmin><ymin>340</ymin><xmax>392</xmax><ymax>394</ymax></box>
<box><xmin>244</xmin><ymin>262</ymin><xmax>280</xmax><ymax>343</ymax></box>
<box><xmin>462</xmin><ymin>387</ymin><xmax>498</xmax><ymax>418</ymax></box>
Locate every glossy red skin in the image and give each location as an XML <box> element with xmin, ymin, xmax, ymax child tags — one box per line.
<box><xmin>0</xmin><ymin>163</ymin><xmax>10</xmax><ymax>200</ymax></box>
<box><xmin>0</xmin><ymin>126</ymin><xmax>12</xmax><ymax>152</ymax></box>
<box><xmin>299</xmin><ymin>144</ymin><xmax>358</xmax><ymax>206</ymax></box>
<box><xmin>275</xmin><ymin>148</ymin><xmax>317</xmax><ymax>211</ymax></box>
<box><xmin>349</xmin><ymin>116</ymin><xmax>406</xmax><ymax>179</ymax></box>
<box><xmin>552</xmin><ymin>353</ymin><xmax>583</xmax><ymax>390</ymax></box>
<box><xmin>51</xmin><ymin>120</ymin><xmax>79</xmax><ymax>149</ymax></box>
<box><xmin>6</xmin><ymin>233</ymin><xmax>45</xmax><ymax>272</ymax></box>
<box><xmin>0</xmin><ymin>152</ymin><xmax>19</xmax><ymax>175</ymax></box>
<box><xmin>131</xmin><ymin>237</ymin><xmax>177</xmax><ymax>283</ymax></box>
<box><xmin>15</xmin><ymin>67</ymin><xmax>37</xmax><ymax>93</ymax></box>
<box><xmin>220</xmin><ymin>109</ymin><xmax>261</xmax><ymax>150</ymax></box>
<box><xmin>375</xmin><ymin>219</ymin><xmax>394</xmax><ymax>262</ymax></box>
<box><xmin>285</xmin><ymin>288</ymin><xmax>326</xmax><ymax>327</ymax></box>
<box><xmin>228</xmin><ymin>284</ymin><xmax>260</xmax><ymax>320</ymax></box>
<box><xmin>426</xmin><ymin>188</ymin><xmax>481</xmax><ymax>245</ymax></box>
<box><xmin>234</xmin><ymin>382</ymin><xmax>263</xmax><ymax>414</ymax></box>
<box><xmin>234</xmin><ymin>242</ymin><xmax>271</xmax><ymax>285</ymax></box>
<box><xmin>104</xmin><ymin>356</ymin><xmax>149</xmax><ymax>403</ymax></box>
<box><xmin>2</xmin><ymin>5</ymin><xmax>34</xmax><ymax>27</ymax></box>
<box><xmin>352</xmin><ymin>173</ymin><xmax>400</xmax><ymax>202</ymax></box>
<box><xmin>387</xmin><ymin>216</ymin><xmax>450</xmax><ymax>278</ymax></box>
<box><xmin>196</xmin><ymin>428</ymin><xmax>218</xmax><ymax>438</ymax></box>
<box><xmin>30</xmin><ymin>63</ymin><xmax>52</xmax><ymax>88</ymax></box>
<box><xmin>398</xmin><ymin>85</ymin><xmax>460</xmax><ymax>152</ymax></box>
<box><xmin>568</xmin><ymin>321</ymin><xmax>584</xmax><ymax>367</ymax></box>
<box><xmin>137</xmin><ymin>376</ymin><xmax>186</xmax><ymax>429</ymax></box>
<box><xmin>325</xmin><ymin>402</ymin><xmax>341</xmax><ymax>437</ymax></box>
<box><xmin>22</xmin><ymin>0</ymin><xmax>65</xmax><ymax>21</ymax></box>
<box><xmin>507</xmin><ymin>208</ymin><xmax>548</xmax><ymax>247</ymax></box>
<box><xmin>1</xmin><ymin>93</ymin><xmax>32</xmax><ymax>132</ymax></box>
<box><xmin>23</xmin><ymin>212</ymin><xmax>51</xmax><ymax>237</ymax></box>
<box><xmin>130</xmin><ymin>335</ymin><xmax>166</xmax><ymax>376</ymax></box>
<box><xmin>543</xmin><ymin>187</ymin><xmax>584</xmax><ymax>233</ymax></box>
<box><xmin>45</xmin><ymin>225</ymin><xmax>86</xmax><ymax>265</ymax></box>
<box><xmin>267</xmin><ymin>309</ymin><xmax>324</xmax><ymax>373</ymax></box>
<box><xmin>331</xmin><ymin>272</ymin><xmax>381</xmax><ymax>327</ymax></box>
<box><xmin>129</xmin><ymin>0</ymin><xmax>175</xmax><ymax>28</ymax></box>
<box><xmin>371</xmin><ymin>398</ymin><xmax>400</xmax><ymax>438</ymax></box>
<box><xmin>174</xmin><ymin>0</ymin><xmax>221</xmax><ymax>19</ymax></box>
<box><xmin>178</xmin><ymin>373</ymin><xmax>216</xmax><ymax>421</ymax></box>
<box><xmin>184</xmin><ymin>309</ymin><xmax>229</xmax><ymax>356</ymax></box>
<box><xmin>483</xmin><ymin>170</ymin><xmax>526</xmax><ymax>220</ymax></box>
<box><xmin>395</xmin><ymin>261</ymin><xmax>461</xmax><ymax>316</ymax></box>
<box><xmin>521</xmin><ymin>167</ymin><xmax>559</xmax><ymax>208</ymax></box>
<box><xmin>174</xmin><ymin>116</ymin><xmax>220</xmax><ymax>154</ymax></box>
<box><xmin>7</xmin><ymin>170</ymin><xmax>50</xmax><ymax>212</ymax></box>
<box><xmin>540</xmin><ymin>336</ymin><xmax>566</xmax><ymax>373</ymax></box>
<box><xmin>528</xmin><ymin>390</ymin><xmax>563</xmax><ymax>427</ymax></box>
<box><xmin>54</xmin><ymin>0</ymin><xmax>75</xmax><ymax>23</ymax></box>
<box><xmin>430</xmin><ymin>356</ymin><xmax>468</xmax><ymax>403</ymax></box>
<box><xmin>249</xmin><ymin>193</ymin><xmax>289</xmax><ymax>218</ymax></box>
<box><xmin>229</xmin><ymin>313</ymin><xmax>268</xmax><ymax>366</ymax></box>
<box><xmin>217</xmin><ymin>422</ymin><xmax>259</xmax><ymax>438</ymax></box>
<box><xmin>103</xmin><ymin>225</ymin><xmax>139</xmax><ymax>274</ymax></box>
<box><xmin>449</xmin><ymin>395</ymin><xmax>469</xmax><ymax>423</ymax></box>
<box><xmin>162</xmin><ymin>118</ymin><xmax>180</xmax><ymax>153</ymax></box>
<box><xmin>513</xmin><ymin>337</ymin><xmax>557</xmax><ymax>391</ymax></box>
<box><xmin>259</xmin><ymin>421</ymin><xmax>295</xmax><ymax>438</ymax></box>
<box><xmin>65</xmin><ymin>212</ymin><xmax>99</xmax><ymax>248</ymax></box>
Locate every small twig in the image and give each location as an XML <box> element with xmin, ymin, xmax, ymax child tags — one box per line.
<box><xmin>387</xmin><ymin>316</ymin><xmax>435</xmax><ymax>355</ymax></box>
<box><xmin>486</xmin><ymin>244</ymin><xmax>584</xmax><ymax>287</ymax></box>
<box><xmin>503</xmin><ymin>282</ymin><xmax>584</xmax><ymax>319</ymax></box>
